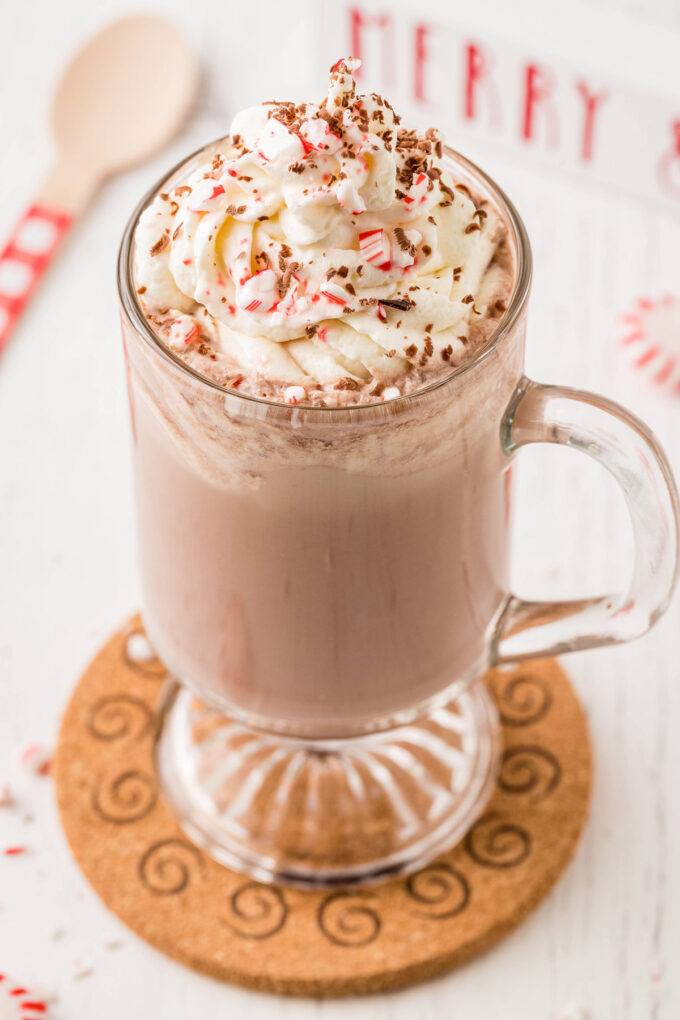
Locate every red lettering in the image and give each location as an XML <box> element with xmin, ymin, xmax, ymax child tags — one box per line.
<box><xmin>657</xmin><ymin>119</ymin><xmax>680</xmax><ymax>199</ymax></box>
<box><xmin>462</xmin><ymin>43</ymin><xmax>501</xmax><ymax>128</ymax></box>
<box><xmin>575</xmin><ymin>81</ymin><xmax>608</xmax><ymax>161</ymax></box>
<box><xmin>414</xmin><ymin>24</ymin><xmax>430</xmax><ymax>103</ymax></box>
<box><xmin>350</xmin><ymin>8</ymin><xmax>393</xmax><ymax>84</ymax></box>
<box><xmin>522</xmin><ymin>63</ymin><xmax>558</xmax><ymax>147</ymax></box>
<box><xmin>464</xmin><ymin>44</ymin><xmax>485</xmax><ymax>120</ymax></box>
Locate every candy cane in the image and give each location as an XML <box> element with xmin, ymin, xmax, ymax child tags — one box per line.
<box><xmin>0</xmin><ymin>974</ymin><xmax>49</xmax><ymax>1018</ymax></box>
<box><xmin>618</xmin><ymin>294</ymin><xmax>680</xmax><ymax>395</ymax></box>
<box><xmin>359</xmin><ymin>229</ymin><xmax>391</xmax><ymax>270</ymax></box>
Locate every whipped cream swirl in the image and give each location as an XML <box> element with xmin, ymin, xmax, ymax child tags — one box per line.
<box><xmin>135</xmin><ymin>58</ymin><xmax>509</xmax><ymax>403</ymax></box>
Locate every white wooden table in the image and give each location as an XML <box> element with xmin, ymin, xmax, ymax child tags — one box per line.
<box><xmin>2</xmin><ymin>1</ymin><xmax>680</xmax><ymax>1016</ymax></box>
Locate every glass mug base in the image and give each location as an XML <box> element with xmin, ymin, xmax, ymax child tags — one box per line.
<box><xmin>155</xmin><ymin>679</ymin><xmax>501</xmax><ymax>888</ymax></box>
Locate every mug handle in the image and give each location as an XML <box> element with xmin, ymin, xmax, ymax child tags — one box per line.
<box><xmin>492</xmin><ymin>377</ymin><xmax>680</xmax><ymax>663</ymax></box>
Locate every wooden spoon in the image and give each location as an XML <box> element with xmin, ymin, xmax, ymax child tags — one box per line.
<box><xmin>0</xmin><ymin>16</ymin><xmax>198</xmax><ymax>354</ymax></box>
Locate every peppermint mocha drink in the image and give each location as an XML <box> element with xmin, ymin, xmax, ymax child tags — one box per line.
<box><xmin>124</xmin><ymin>59</ymin><xmax>516</xmax><ymax>734</ymax></box>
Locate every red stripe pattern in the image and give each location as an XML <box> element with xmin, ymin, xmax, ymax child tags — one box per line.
<box><xmin>618</xmin><ymin>294</ymin><xmax>680</xmax><ymax>395</ymax></box>
<box><xmin>0</xmin><ymin>204</ymin><xmax>71</xmax><ymax>355</ymax></box>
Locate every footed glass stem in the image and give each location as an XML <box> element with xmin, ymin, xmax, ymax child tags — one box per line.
<box><xmin>155</xmin><ymin>680</ymin><xmax>501</xmax><ymax>888</ymax></box>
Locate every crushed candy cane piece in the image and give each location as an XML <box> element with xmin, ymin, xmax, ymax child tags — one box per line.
<box><xmin>284</xmin><ymin>386</ymin><xmax>306</xmax><ymax>405</ymax></box>
<box><xmin>299</xmin><ymin>119</ymin><xmax>342</xmax><ymax>154</ymax></box>
<box><xmin>19</xmin><ymin>745</ymin><xmax>51</xmax><ymax>777</ymax></box>
<box><xmin>381</xmin><ymin>387</ymin><xmax>401</xmax><ymax>401</ymax></box>
<box><xmin>237</xmin><ymin>269</ymin><xmax>278</xmax><ymax>313</ymax></box>
<box><xmin>187</xmin><ymin>178</ymin><xmax>227</xmax><ymax>213</ymax></box>
<box><xmin>359</xmin><ymin>229</ymin><xmax>391</xmax><ymax>269</ymax></box>
<box><xmin>404</xmin><ymin>172</ymin><xmax>429</xmax><ymax>206</ymax></box>
<box><xmin>167</xmin><ymin>315</ymin><xmax>199</xmax><ymax>351</ymax></box>
<box><xmin>0</xmin><ymin>973</ymin><xmax>50</xmax><ymax>1018</ymax></box>
<box><xmin>320</xmin><ymin>281</ymin><xmax>349</xmax><ymax>306</ymax></box>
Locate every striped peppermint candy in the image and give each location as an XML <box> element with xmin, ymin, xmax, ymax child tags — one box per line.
<box><xmin>619</xmin><ymin>295</ymin><xmax>680</xmax><ymax>395</ymax></box>
<box><xmin>0</xmin><ymin>975</ymin><xmax>48</xmax><ymax>1019</ymax></box>
<box><xmin>237</xmin><ymin>269</ymin><xmax>278</xmax><ymax>313</ymax></box>
<box><xmin>359</xmin><ymin>229</ymin><xmax>391</xmax><ymax>269</ymax></box>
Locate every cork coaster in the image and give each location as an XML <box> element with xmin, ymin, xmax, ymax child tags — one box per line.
<box><xmin>54</xmin><ymin>616</ymin><xmax>591</xmax><ymax>997</ymax></box>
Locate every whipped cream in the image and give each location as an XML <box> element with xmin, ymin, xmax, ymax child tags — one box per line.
<box><xmin>134</xmin><ymin>58</ymin><xmax>511</xmax><ymax>405</ymax></box>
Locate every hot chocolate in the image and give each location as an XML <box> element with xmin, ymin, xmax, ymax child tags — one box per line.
<box><xmin>124</xmin><ymin>59</ymin><xmax>517</xmax><ymax>734</ymax></box>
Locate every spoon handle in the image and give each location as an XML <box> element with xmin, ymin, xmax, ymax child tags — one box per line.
<box><xmin>0</xmin><ymin>203</ymin><xmax>72</xmax><ymax>356</ymax></box>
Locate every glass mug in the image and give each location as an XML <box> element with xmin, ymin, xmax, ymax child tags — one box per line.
<box><xmin>118</xmin><ymin>145</ymin><xmax>680</xmax><ymax>886</ymax></box>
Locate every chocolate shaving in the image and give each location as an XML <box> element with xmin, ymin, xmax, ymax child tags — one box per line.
<box><xmin>404</xmin><ymin>344</ymin><xmax>418</xmax><ymax>358</ymax></box>
<box><xmin>278</xmin><ymin>261</ymin><xmax>301</xmax><ymax>297</ymax></box>
<box><xmin>150</xmin><ymin>235</ymin><xmax>170</xmax><ymax>256</ymax></box>
<box><xmin>441</xmin><ymin>345</ymin><xmax>453</xmax><ymax>361</ymax></box>
<box><xmin>305</xmin><ymin>324</ymin><xmax>317</xmax><ymax>338</ymax></box>
<box><xmin>393</xmin><ymin>226</ymin><xmax>416</xmax><ymax>256</ymax></box>
<box><xmin>380</xmin><ymin>297</ymin><xmax>413</xmax><ymax>311</ymax></box>
<box><xmin>175</xmin><ymin>185</ymin><xmax>191</xmax><ymax>197</ymax></box>
<box><xmin>465</xmin><ymin>223</ymin><xmax>481</xmax><ymax>234</ymax></box>
<box><xmin>462</xmin><ymin>294</ymin><xmax>474</xmax><ymax>304</ymax></box>
<box><xmin>334</xmin><ymin>377</ymin><xmax>361</xmax><ymax>391</ymax></box>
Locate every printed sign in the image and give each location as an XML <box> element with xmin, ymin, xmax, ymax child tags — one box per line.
<box><xmin>320</xmin><ymin>2</ymin><xmax>680</xmax><ymax>210</ymax></box>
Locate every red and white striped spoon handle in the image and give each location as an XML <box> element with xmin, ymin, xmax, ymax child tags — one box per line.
<box><xmin>0</xmin><ymin>204</ymin><xmax>72</xmax><ymax>356</ymax></box>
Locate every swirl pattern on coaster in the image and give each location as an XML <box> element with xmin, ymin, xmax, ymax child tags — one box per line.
<box><xmin>223</xmin><ymin>882</ymin><xmax>289</xmax><ymax>940</ymax></box>
<box><xmin>493</xmin><ymin>672</ymin><xmax>553</xmax><ymax>727</ymax></box>
<box><xmin>317</xmin><ymin>891</ymin><xmax>382</xmax><ymax>947</ymax></box>
<box><xmin>404</xmin><ymin>863</ymin><xmax>470</xmax><ymax>919</ymax></box>
<box><xmin>138</xmin><ymin>838</ymin><xmax>206</xmax><ymax>895</ymax></box>
<box><xmin>54</xmin><ymin>616</ymin><xmax>591</xmax><ymax>996</ymax></box>
<box><xmin>86</xmin><ymin>694</ymin><xmax>154</xmax><ymax>743</ymax></box>
<box><xmin>464</xmin><ymin>812</ymin><xmax>532</xmax><ymax>869</ymax></box>
<box><xmin>91</xmin><ymin>770</ymin><xmax>158</xmax><ymax>824</ymax></box>
<box><xmin>499</xmin><ymin>745</ymin><xmax>562</xmax><ymax>802</ymax></box>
